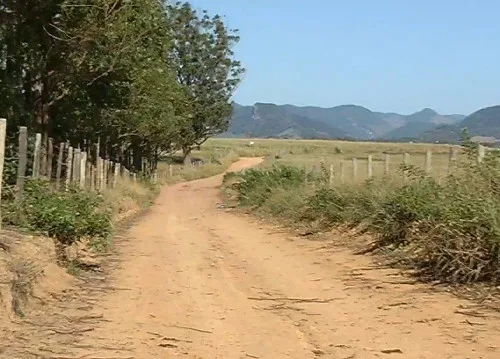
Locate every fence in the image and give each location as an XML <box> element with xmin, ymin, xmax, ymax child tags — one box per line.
<box><xmin>308</xmin><ymin>145</ymin><xmax>489</xmax><ymax>186</ymax></box>
<box><xmin>0</xmin><ymin>118</ymin><xmax>188</xmax><ymax>227</ymax></box>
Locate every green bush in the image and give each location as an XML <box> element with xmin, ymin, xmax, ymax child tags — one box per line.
<box><xmin>371</xmin><ymin>176</ymin><xmax>443</xmax><ymax>247</ymax></box>
<box><xmin>3</xmin><ymin>179</ymin><xmax>112</xmax><ymax>246</ymax></box>
<box><xmin>230</xmin><ymin>137</ymin><xmax>500</xmax><ymax>284</ymax></box>
<box><xmin>304</xmin><ymin>187</ymin><xmax>346</xmax><ymax>226</ymax></box>
<box><xmin>236</xmin><ymin>165</ymin><xmax>305</xmax><ymax>207</ymax></box>
<box><xmin>261</xmin><ymin>188</ymin><xmax>308</xmax><ymax>220</ymax></box>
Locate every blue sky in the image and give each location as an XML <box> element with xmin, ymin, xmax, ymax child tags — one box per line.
<box><xmin>189</xmin><ymin>0</ymin><xmax>500</xmax><ymax>115</ymax></box>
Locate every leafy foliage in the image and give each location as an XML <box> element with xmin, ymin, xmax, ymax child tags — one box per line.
<box><xmin>0</xmin><ymin>0</ymin><xmax>243</xmax><ymax>171</ymax></box>
<box><xmin>234</xmin><ymin>165</ymin><xmax>305</xmax><ymax>207</ymax></box>
<box><xmin>3</xmin><ymin>179</ymin><xmax>112</xmax><ymax>246</ymax></box>
<box><xmin>166</xmin><ymin>2</ymin><xmax>244</xmax><ymax>160</ymax></box>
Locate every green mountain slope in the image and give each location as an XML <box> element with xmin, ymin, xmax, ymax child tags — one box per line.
<box><xmin>382</xmin><ymin>108</ymin><xmax>463</xmax><ymax>139</ymax></box>
<box><xmin>282</xmin><ymin>104</ymin><xmax>392</xmax><ymax>139</ymax></box>
<box><xmin>224</xmin><ymin>103</ymin><xmax>464</xmax><ymax>140</ymax></box>
<box><xmin>421</xmin><ymin>105</ymin><xmax>500</xmax><ymax>143</ymax></box>
<box><xmin>225</xmin><ymin>103</ymin><xmax>348</xmax><ymax>139</ymax></box>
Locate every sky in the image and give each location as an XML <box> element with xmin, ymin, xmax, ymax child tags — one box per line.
<box><xmin>189</xmin><ymin>0</ymin><xmax>500</xmax><ymax>115</ymax></box>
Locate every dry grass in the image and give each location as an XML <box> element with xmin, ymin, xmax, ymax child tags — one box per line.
<box><xmin>0</xmin><ymin>231</ymin><xmax>69</xmax><ymax>319</ymax></box>
<box><xmin>226</xmin><ymin>139</ymin><xmax>500</xmax><ymax>285</ymax></box>
<box><xmin>101</xmin><ymin>178</ymin><xmax>156</xmax><ymax>223</ymax></box>
<box><xmin>9</xmin><ymin>259</ymin><xmax>41</xmax><ymax>315</ymax></box>
<box><xmin>206</xmin><ymin>138</ymin><xmax>460</xmax><ymax>183</ymax></box>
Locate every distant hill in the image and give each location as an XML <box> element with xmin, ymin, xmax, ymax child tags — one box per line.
<box><xmin>421</xmin><ymin>105</ymin><xmax>500</xmax><ymax>143</ymax></box>
<box><xmin>282</xmin><ymin>104</ymin><xmax>392</xmax><ymax>139</ymax></box>
<box><xmin>381</xmin><ymin>108</ymin><xmax>464</xmax><ymax>140</ymax></box>
<box><xmin>224</xmin><ymin>103</ymin><xmax>464</xmax><ymax>140</ymax></box>
<box><xmin>225</xmin><ymin>103</ymin><xmax>347</xmax><ymax>139</ymax></box>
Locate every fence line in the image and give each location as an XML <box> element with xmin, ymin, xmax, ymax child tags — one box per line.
<box><xmin>308</xmin><ymin>144</ymin><xmax>490</xmax><ymax>186</ymax></box>
<box><xmin>0</xmin><ymin>119</ymin><xmax>6</xmax><ymax>229</ymax></box>
<box><xmin>0</xmin><ymin>119</ymin><xmax>202</xmax><ymax>228</ymax></box>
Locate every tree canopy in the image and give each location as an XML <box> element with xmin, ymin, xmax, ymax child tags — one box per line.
<box><xmin>0</xmin><ymin>0</ymin><xmax>244</xmax><ymax>170</ymax></box>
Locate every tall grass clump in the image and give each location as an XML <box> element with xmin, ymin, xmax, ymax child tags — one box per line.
<box><xmin>229</xmin><ymin>136</ymin><xmax>500</xmax><ymax>285</ymax></box>
<box><xmin>234</xmin><ymin>165</ymin><xmax>306</xmax><ymax>207</ymax></box>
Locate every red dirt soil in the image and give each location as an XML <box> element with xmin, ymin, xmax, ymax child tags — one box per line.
<box><xmin>1</xmin><ymin>157</ymin><xmax>500</xmax><ymax>358</ymax></box>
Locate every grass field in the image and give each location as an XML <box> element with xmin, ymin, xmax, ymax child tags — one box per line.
<box><xmin>204</xmin><ymin>138</ymin><xmax>461</xmax><ymax>182</ymax></box>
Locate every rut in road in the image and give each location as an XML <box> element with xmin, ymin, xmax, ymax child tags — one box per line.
<box><xmin>3</xmin><ymin>157</ymin><xmax>500</xmax><ymax>358</ymax></box>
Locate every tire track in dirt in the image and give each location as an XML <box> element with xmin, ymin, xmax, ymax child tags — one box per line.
<box><xmin>2</xmin><ymin>157</ymin><xmax>500</xmax><ymax>358</ymax></box>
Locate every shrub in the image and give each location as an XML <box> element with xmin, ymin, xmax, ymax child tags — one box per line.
<box><xmin>235</xmin><ymin>165</ymin><xmax>305</xmax><ymax>207</ymax></box>
<box><xmin>261</xmin><ymin>188</ymin><xmax>308</xmax><ymax>221</ymax></box>
<box><xmin>3</xmin><ymin>179</ymin><xmax>112</xmax><ymax>247</ymax></box>
<box><xmin>371</xmin><ymin>175</ymin><xmax>443</xmax><ymax>248</ymax></box>
<box><xmin>229</xmin><ymin>136</ymin><xmax>500</xmax><ymax>284</ymax></box>
<box><xmin>304</xmin><ymin>187</ymin><xmax>346</xmax><ymax>226</ymax></box>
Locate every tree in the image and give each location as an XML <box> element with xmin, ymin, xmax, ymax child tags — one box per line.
<box><xmin>1</xmin><ymin>0</ymin><xmax>243</xmax><ymax>173</ymax></box>
<box><xmin>52</xmin><ymin>0</ymin><xmax>186</xmax><ymax>170</ymax></box>
<box><xmin>166</xmin><ymin>2</ymin><xmax>245</xmax><ymax>163</ymax></box>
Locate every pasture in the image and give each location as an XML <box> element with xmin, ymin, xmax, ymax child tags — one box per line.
<box><xmin>203</xmin><ymin>138</ymin><xmax>462</xmax><ymax>182</ymax></box>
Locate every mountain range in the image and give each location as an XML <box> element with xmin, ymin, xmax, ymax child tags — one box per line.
<box><xmin>421</xmin><ymin>105</ymin><xmax>500</xmax><ymax>144</ymax></box>
<box><xmin>224</xmin><ymin>102</ymin><xmax>470</xmax><ymax>142</ymax></box>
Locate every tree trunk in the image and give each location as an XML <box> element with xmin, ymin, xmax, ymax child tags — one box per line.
<box><xmin>132</xmin><ymin>144</ymin><xmax>143</xmax><ymax>173</ymax></box>
<box><xmin>182</xmin><ymin>145</ymin><xmax>192</xmax><ymax>166</ymax></box>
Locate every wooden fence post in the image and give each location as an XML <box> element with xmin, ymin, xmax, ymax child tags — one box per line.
<box><xmin>93</xmin><ymin>165</ymin><xmax>98</xmax><ymax>190</ymax></box>
<box><xmin>66</xmin><ymin>146</ymin><xmax>73</xmax><ymax>189</ymax></box>
<box><xmin>403</xmin><ymin>152</ymin><xmax>410</xmax><ymax>166</ymax></box>
<box><xmin>33</xmin><ymin>133</ymin><xmax>42</xmax><ymax>178</ymax></box>
<box><xmin>403</xmin><ymin>153</ymin><xmax>410</xmax><ymax>182</ymax></box>
<box><xmin>113</xmin><ymin>162</ymin><xmax>120</xmax><ymax>188</ymax></box>
<box><xmin>352</xmin><ymin>158</ymin><xmax>358</xmax><ymax>182</ymax></box>
<box><xmin>96</xmin><ymin>138</ymin><xmax>101</xmax><ymax>189</ymax></box>
<box><xmin>384</xmin><ymin>153</ymin><xmax>390</xmax><ymax>175</ymax></box>
<box><xmin>339</xmin><ymin>161</ymin><xmax>345</xmax><ymax>183</ymax></box>
<box><xmin>367</xmin><ymin>155</ymin><xmax>373</xmax><ymax>179</ymax></box>
<box><xmin>89</xmin><ymin>165</ymin><xmax>94</xmax><ymax>191</ymax></box>
<box><xmin>477</xmin><ymin>145</ymin><xmax>486</xmax><ymax>163</ymax></box>
<box><xmin>169</xmin><ymin>164</ymin><xmax>173</xmax><ymax>177</ymax></box>
<box><xmin>448</xmin><ymin>147</ymin><xmax>458</xmax><ymax>175</ymax></box>
<box><xmin>55</xmin><ymin>143</ymin><xmax>65</xmax><ymax>190</ymax></box>
<box><xmin>46</xmin><ymin>138</ymin><xmax>54</xmax><ymax>179</ymax></box>
<box><xmin>16</xmin><ymin>126</ymin><xmax>28</xmax><ymax>200</ymax></box>
<box><xmin>73</xmin><ymin>148</ymin><xmax>80</xmax><ymax>183</ymax></box>
<box><xmin>425</xmin><ymin>150</ymin><xmax>432</xmax><ymax>174</ymax></box>
<box><xmin>99</xmin><ymin>158</ymin><xmax>105</xmax><ymax>191</ymax></box>
<box><xmin>0</xmin><ymin>119</ymin><xmax>6</xmax><ymax>229</ymax></box>
<box><xmin>40</xmin><ymin>137</ymin><xmax>47</xmax><ymax>177</ymax></box>
<box><xmin>86</xmin><ymin>159</ymin><xmax>92</xmax><ymax>189</ymax></box>
<box><xmin>80</xmin><ymin>151</ymin><xmax>87</xmax><ymax>188</ymax></box>
<box><xmin>103</xmin><ymin>159</ymin><xmax>108</xmax><ymax>189</ymax></box>
<box><xmin>329</xmin><ymin>164</ymin><xmax>334</xmax><ymax>185</ymax></box>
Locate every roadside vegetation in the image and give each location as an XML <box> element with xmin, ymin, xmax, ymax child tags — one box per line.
<box><xmin>224</xmin><ymin>135</ymin><xmax>500</xmax><ymax>285</ymax></box>
<box><xmin>0</xmin><ymin>1</ymin><xmax>243</xmax><ymax>317</ymax></box>
<box><xmin>0</xmin><ymin>1</ymin><xmax>242</xmax><ymax>250</ymax></box>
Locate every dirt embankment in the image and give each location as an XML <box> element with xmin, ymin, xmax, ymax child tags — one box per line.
<box><xmin>1</xmin><ymin>157</ymin><xmax>500</xmax><ymax>359</ymax></box>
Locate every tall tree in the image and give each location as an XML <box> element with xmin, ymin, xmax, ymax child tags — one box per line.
<box><xmin>1</xmin><ymin>0</ymin><xmax>244</xmax><ymax>173</ymax></box>
<box><xmin>166</xmin><ymin>2</ymin><xmax>245</xmax><ymax>163</ymax></box>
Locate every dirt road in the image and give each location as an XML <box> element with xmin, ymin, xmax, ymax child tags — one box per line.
<box><xmin>4</xmin><ymin>157</ymin><xmax>500</xmax><ymax>358</ymax></box>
